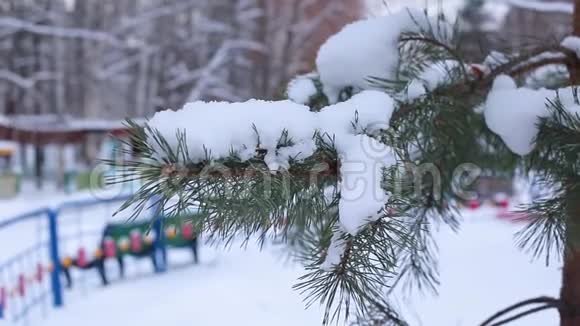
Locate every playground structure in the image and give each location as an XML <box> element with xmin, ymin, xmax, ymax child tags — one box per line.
<box><xmin>61</xmin><ymin>215</ymin><xmax>199</xmax><ymax>288</ymax></box>
<box><xmin>0</xmin><ymin>140</ymin><xmax>20</xmax><ymax>198</ymax></box>
<box><xmin>0</xmin><ymin>114</ymin><xmax>141</xmax><ymax>195</ymax></box>
<box><xmin>0</xmin><ymin>194</ymin><xmax>200</xmax><ymax>324</ymax></box>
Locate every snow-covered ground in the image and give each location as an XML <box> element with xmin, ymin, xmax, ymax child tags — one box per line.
<box><xmin>1</xmin><ymin>190</ymin><xmax>562</xmax><ymax>326</ymax></box>
<box><xmin>41</xmin><ymin>247</ymin><xmax>323</xmax><ymax>326</ymax></box>
<box><xmin>396</xmin><ymin>209</ymin><xmax>560</xmax><ymax>326</ymax></box>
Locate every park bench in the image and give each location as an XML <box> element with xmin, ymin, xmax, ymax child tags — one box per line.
<box><xmin>60</xmin><ymin>214</ymin><xmax>199</xmax><ymax>287</ymax></box>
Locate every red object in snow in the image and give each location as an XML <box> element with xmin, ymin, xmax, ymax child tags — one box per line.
<box><xmin>181</xmin><ymin>224</ymin><xmax>195</xmax><ymax>240</ymax></box>
<box><xmin>130</xmin><ymin>231</ymin><xmax>143</xmax><ymax>253</ymax></box>
<box><xmin>77</xmin><ymin>248</ymin><xmax>88</xmax><ymax>268</ymax></box>
<box><xmin>468</xmin><ymin>200</ymin><xmax>481</xmax><ymax>210</ymax></box>
<box><xmin>36</xmin><ymin>263</ymin><xmax>43</xmax><ymax>282</ymax></box>
<box><xmin>17</xmin><ymin>274</ymin><xmax>25</xmax><ymax>297</ymax></box>
<box><xmin>103</xmin><ymin>238</ymin><xmax>117</xmax><ymax>258</ymax></box>
<box><xmin>497</xmin><ymin>199</ymin><xmax>510</xmax><ymax>209</ymax></box>
<box><xmin>1</xmin><ymin>286</ymin><xmax>6</xmax><ymax>309</ymax></box>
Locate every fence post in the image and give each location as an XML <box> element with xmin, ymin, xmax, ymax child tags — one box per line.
<box><xmin>153</xmin><ymin>218</ymin><xmax>167</xmax><ymax>273</ymax></box>
<box><xmin>47</xmin><ymin>209</ymin><xmax>63</xmax><ymax>307</ymax></box>
<box><xmin>0</xmin><ymin>287</ymin><xmax>4</xmax><ymax>319</ymax></box>
<box><xmin>151</xmin><ymin>195</ymin><xmax>167</xmax><ymax>273</ymax></box>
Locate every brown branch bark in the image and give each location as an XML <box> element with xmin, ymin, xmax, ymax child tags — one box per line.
<box><xmin>560</xmin><ymin>187</ymin><xmax>580</xmax><ymax>326</ymax></box>
<box><xmin>574</xmin><ymin>0</ymin><xmax>580</xmax><ymax>39</ymax></box>
<box><xmin>560</xmin><ymin>2</ymin><xmax>580</xmax><ymax>325</ymax></box>
<box><xmin>568</xmin><ymin>0</ymin><xmax>580</xmax><ymax>84</ymax></box>
<box><xmin>159</xmin><ymin>158</ymin><xmax>339</xmax><ymax>179</ymax></box>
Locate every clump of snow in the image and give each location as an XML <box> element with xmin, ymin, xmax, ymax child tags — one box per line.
<box><xmin>484</xmin><ymin>75</ymin><xmax>580</xmax><ymax>155</ymax></box>
<box><xmin>484</xmin><ymin>75</ymin><xmax>551</xmax><ymax>155</ymax></box>
<box><xmin>562</xmin><ymin>36</ymin><xmax>580</xmax><ymax>59</ymax></box>
<box><xmin>318</xmin><ymin>89</ymin><xmax>395</xmax><ymax>136</ymax></box>
<box><xmin>287</xmin><ymin>74</ymin><xmax>318</xmax><ymax>105</ymax></box>
<box><xmin>405</xmin><ymin>79</ymin><xmax>427</xmax><ymax>100</ymax></box>
<box><xmin>337</xmin><ymin>135</ymin><xmax>395</xmax><ymax>234</ymax></box>
<box><xmin>321</xmin><ymin>228</ymin><xmax>347</xmax><ymax>271</ymax></box>
<box><xmin>148</xmin><ymin>90</ymin><xmax>396</xmax><ymax>238</ymax></box>
<box><xmin>419</xmin><ymin>61</ymin><xmax>462</xmax><ymax>90</ymax></box>
<box><xmin>403</xmin><ymin>60</ymin><xmax>465</xmax><ymax>100</ymax></box>
<box><xmin>491</xmin><ymin>74</ymin><xmax>517</xmax><ymax>90</ymax></box>
<box><xmin>149</xmin><ymin>99</ymin><xmax>317</xmax><ymax>171</ymax></box>
<box><xmin>483</xmin><ymin>51</ymin><xmax>509</xmax><ymax>69</ymax></box>
<box><xmin>316</xmin><ymin>9</ymin><xmax>450</xmax><ymax>103</ymax></box>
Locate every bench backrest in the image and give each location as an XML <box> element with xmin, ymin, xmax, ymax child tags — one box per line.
<box><xmin>102</xmin><ymin>214</ymin><xmax>199</xmax><ymax>253</ymax></box>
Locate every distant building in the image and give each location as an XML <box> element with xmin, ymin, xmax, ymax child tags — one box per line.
<box><xmin>501</xmin><ymin>0</ymin><xmax>573</xmax><ymax>47</ymax></box>
<box><xmin>460</xmin><ymin>0</ymin><xmax>574</xmax><ymax>61</ymax></box>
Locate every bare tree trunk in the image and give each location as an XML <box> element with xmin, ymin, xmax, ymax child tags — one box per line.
<box><xmin>574</xmin><ymin>0</ymin><xmax>580</xmax><ymax>39</ymax></box>
<box><xmin>561</xmin><ymin>188</ymin><xmax>580</xmax><ymax>325</ymax></box>
<box><xmin>568</xmin><ymin>0</ymin><xmax>580</xmax><ymax>84</ymax></box>
<box><xmin>561</xmin><ymin>5</ymin><xmax>580</xmax><ymax>322</ymax></box>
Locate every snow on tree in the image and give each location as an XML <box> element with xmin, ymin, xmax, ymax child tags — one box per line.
<box><xmin>113</xmin><ymin>3</ymin><xmax>580</xmax><ymax>326</ymax></box>
<box><xmin>0</xmin><ymin>0</ymin><xmax>359</xmax><ymax>120</ymax></box>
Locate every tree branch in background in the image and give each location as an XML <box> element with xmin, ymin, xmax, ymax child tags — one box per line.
<box><xmin>0</xmin><ymin>70</ymin><xmax>60</xmax><ymax>89</ymax></box>
<box><xmin>0</xmin><ymin>17</ymin><xmax>127</xmax><ymax>47</ymax></box>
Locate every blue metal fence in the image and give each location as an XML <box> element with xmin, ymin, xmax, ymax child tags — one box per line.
<box><xmin>0</xmin><ymin>208</ymin><xmax>52</xmax><ymax>323</ymax></box>
<box><xmin>0</xmin><ymin>194</ymin><xmax>142</xmax><ymax>324</ymax></box>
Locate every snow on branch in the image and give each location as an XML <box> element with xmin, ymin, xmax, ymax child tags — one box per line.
<box><xmin>505</xmin><ymin>0</ymin><xmax>573</xmax><ymax>14</ymax></box>
<box><xmin>147</xmin><ymin>90</ymin><xmax>396</xmax><ymax>235</ymax></box>
<box><xmin>95</xmin><ymin>48</ymin><xmax>156</xmax><ymax>80</ymax></box>
<box><xmin>562</xmin><ymin>36</ymin><xmax>580</xmax><ymax>59</ymax></box>
<box><xmin>113</xmin><ymin>0</ymin><xmax>199</xmax><ymax>33</ymax></box>
<box><xmin>0</xmin><ymin>17</ymin><xmax>126</xmax><ymax>47</ymax></box>
<box><xmin>114</xmin><ymin>0</ymin><xmax>233</xmax><ymax>35</ymax></box>
<box><xmin>484</xmin><ymin>75</ymin><xmax>580</xmax><ymax>155</ymax></box>
<box><xmin>316</xmin><ymin>9</ymin><xmax>451</xmax><ymax>103</ymax></box>
<box><xmin>0</xmin><ymin>70</ymin><xmax>60</xmax><ymax>89</ymax></box>
<box><xmin>185</xmin><ymin>40</ymin><xmax>265</xmax><ymax>100</ymax></box>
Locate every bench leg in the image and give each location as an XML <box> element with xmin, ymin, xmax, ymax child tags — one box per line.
<box><xmin>150</xmin><ymin>250</ymin><xmax>159</xmax><ymax>271</ymax></box>
<box><xmin>117</xmin><ymin>255</ymin><xmax>125</xmax><ymax>279</ymax></box>
<box><xmin>62</xmin><ymin>267</ymin><xmax>72</xmax><ymax>289</ymax></box>
<box><xmin>191</xmin><ymin>239</ymin><xmax>199</xmax><ymax>264</ymax></box>
<box><xmin>96</xmin><ymin>258</ymin><xmax>108</xmax><ymax>286</ymax></box>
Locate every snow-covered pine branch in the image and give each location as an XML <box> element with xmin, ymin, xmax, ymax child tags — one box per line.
<box><xmin>115</xmin><ymin>9</ymin><xmax>459</xmax><ymax>323</ymax></box>
<box><xmin>114</xmin><ymin>4</ymin><xmax>580</xmax><ymax>325</ymax></box>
